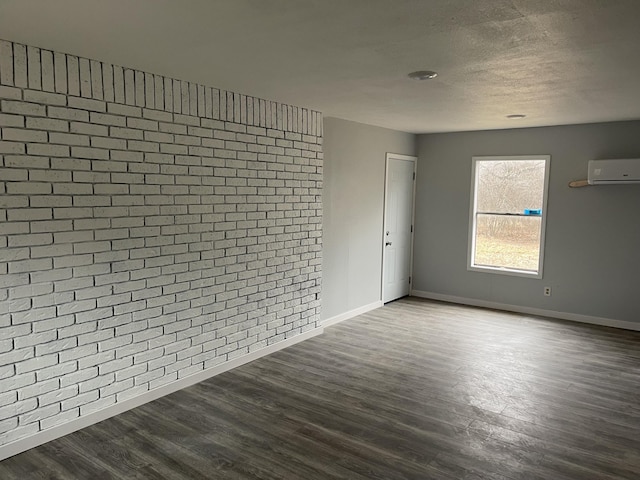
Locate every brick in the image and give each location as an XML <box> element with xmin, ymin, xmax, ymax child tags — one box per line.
<box><xmin>127</xmin><ymin>117</ymin><xmax>158</xmax><ymax>131</ymax></box>
<box><xmin>24</xmin><ymin>90</ymin><xmax>67</xmax><ymax>106</ymax></box>
<box><xmin>78</xmin><ymin>373</ymin><xmax>114</xmax><ymax>393</ymax></box>
<box><xmin>127</xmin><ymin>140</ymin><xmax>159</xmax><ymax>152</ymax></box>
<box><xmin>0</xmin><ymin>338</ymin><xmax>13</xmax><ymax>354</ymax></box>
<box><xmin>2</xmin><ymin>128</ymin><xmax>49</xmax><ymax>143</ymax></box>
<box><xmin>90</xmin><ymin>60</ymin><xmax>103</xmax><ymax>100</ymax></box>
<box><xmin>0</xmin><ymin>166</ymin><xmax>28</xmax><ymax>182</ymax></box>
<box><xmin>92</xmin><ymin>137</ymin><xmax>127</xmax><ymax>150</ymax></box>
<box><xmin>0</xmin><ymin>140</ymin><xmax>25</xmax><ymax>154</ymax></box>
<box><xmin>8</xmin><ymin>258</ymin><xmax>53</xmax><ymax>274</ymax></box>
<box><xmin>98</xmin><ymin>357</ymin><xmax>133</xmax><ymax>376</ymax></box>
<box><xmin>0</xmin><ymin>370</ymin><xmax>36</xmax><ymax>394</ymax></box>
<box><xmin>52</xmin><ymin>206</ymin><xmax>91</xmax><ymax>219</ymax></box>
<box><xmin>124</xmin><ymin>69</ymin><xmax>136</xmax><ymax>105</ymax></box>
<box><xmin>115</xmin><ymin>363</ymin><xmax>147</xmax><ymax>382</ymax></box>
<box><xmin>35</xmin><ymin>361</ymin><xmax>77</xmax><ymax>382</ymax></box>
<box><xmin>18</xmin><ymin>378</ymin><xmax>59</xmax><ymax>400</ymax></box>
<box><xmin>0</xmin><ymin>113</ymin><xmax>25</xmax><ymax>127</ymax></box>
<box><xmin>79</xmin><ymin>58</ymin><xmax>92</xmax><ymax>97</ymax></box>
<box><xmin>59</xmin><ymin>344</ymin><xmax>98</xmax><ymax>363</ymax></box>
<box><xmin>66</xmin><ymin>55</ymin><xmax>78</xmax><ymax>93</ymax></box>
<box><xmin>25</xmin><ymin>117</ymin><xmax>68</xmax><ymax>132</ymax></box>
<box><xmin>100</xmin><ymin>378</ymin><xmax>134</xmax><ymax>398</ymax></box>
<box><xmin>113</xmin><ymin>66</ymin><xmax>125</xmax><ymax>103</ymax></box>
<box><xmin>70</xmin><ymin>121</ymin><xmax>109</xmax><ymax>136</ymax></box>
<box><xmin>116</xmin><ymin>384</ymin><xmax>148</xmax><ymax>402</ymax></box>
<box><xmin>78</xmin><ymin>351</ymin><xmax>115</xmax><ymax>369</ymax></box>
<box><xmin>48</xmin><ymin>106</ymin><xmax>89</xmax><ymax>122</ymax></box>
<box><xmin>62</xmin><ymin>390</ymin><xmax>99</xmax><ymax>411</ymax></box>
<box><xmin>102</xmin><ymin>63</ymin><xmax>114</xmax><ymax>102</ymax></box>
<box><xmin>90</xmin><ymin>112</ymin><xmax>126</xmax><ymax>127</ymax></box>
<box><xmin>0</xmin><ymin>40</ymin><xmax>14</xmax><ymax>86</ymax></box>
<box><xmin>39</xmin><ymin>385</ymin><xmax>79</xmax><ymax>407</ymax></box>
<box><xmin>40</xmin><ymin>408</ymin><xmax>79</xmax><ymax>430</ymax></box>
<box><xmin>68</xmin><ymin>96</ymin><xmax>106</xmax><ymax>113</ymax></box>
<box><xmin>71</xmin><ymin>146</ymin><xmax>109</xmax><ymax>160</ymax></box>
<box><xmin>0</xmin><ymin>390</ymin><xmax>17</xmax><ymax>409</ymax></box>
<box><xmin>135</xmin><ymin>70</ymin><xmax>145</xmax><ymax>107</ymax></box>
<box><xmin>29</xmin><ymin>269</ymin><xmax>72</xmax><ymax>286</ymax></box>
<box><xmin>12</xmin><ymin>43</ymin><xmax>27</xmax><ymax>87</ymax></box>
<box><xmin>7</xmin><ymin>231</ymin><xmax>52</xmax><ymax>246</ymax></box>
<box><xmin>14</xmin><ymin>353</ymin><xmax>58</xmax><ymax>374</ymax></box>
<box><xmin>35</xmin><ymin>337</ymin><xmax>78</xmax><ymax>356</ymax></box>
<box><xmin>53</xmin><ymin>52</ymin><xmax>67</xmax><ymax>94</ymax></box>
<box><xmin>19</xmin><ymin>402</ymin><xmax>61</xmax><ymax>426</ymax></box>
<box><xmin>60</xmin><ymin>367</ymin><xmax>98</xmax><ymax>388</ymax></box>
<box><xmin>0</xmin><ymin>398</ymin><xmax>37</xmax><ymax>422</ymax></box>
<box><xmin>27</xmin><ymin>143</ymin><xmax>70</xmax><ymax>157</ymax></box>
<box><xmin>133</xmin><ymin>367</ymin><xmax>164</xmax><ymax>386</ymax></box>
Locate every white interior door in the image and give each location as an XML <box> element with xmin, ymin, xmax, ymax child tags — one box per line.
<box><xmin>382</xmin><ymin>154</ymin><xmax>416</xmax><ymax>303</ymax></box>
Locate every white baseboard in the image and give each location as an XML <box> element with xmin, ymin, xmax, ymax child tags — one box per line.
<box><xmin>411</xmin><ymin>290</ymin><xmax>640</xmax><ymax>332</ymax></box>
<box><xmin>321</xmin><ymin>301</ymin><xmax>383</xmax><ymax>328</ymax></box>
<box><xmin>0</xmin><ymin>326</ymin><xmax>324</xmax><ymax>461</ymax></box>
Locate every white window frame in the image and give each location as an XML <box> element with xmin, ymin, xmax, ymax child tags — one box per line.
<box><xmin>467</xmin><ymin>155</ymin><xmax>551</xmax><ymax>279</ymax></box>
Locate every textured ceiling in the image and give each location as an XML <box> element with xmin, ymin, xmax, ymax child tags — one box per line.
<box><xmin>1</xmin><ymin>0</ymin><xmax>640</xmax><ymax>133</ymax></box>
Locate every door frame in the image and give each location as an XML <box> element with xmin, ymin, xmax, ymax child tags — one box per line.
<box><xmin>381</xmin><ymin>153</ymin><xmax>418</xmax><ymax>303</ymax></box>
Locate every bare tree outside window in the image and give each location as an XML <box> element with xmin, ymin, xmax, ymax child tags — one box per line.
<box><xmin>469</xmin><ymin>156</ymin><xmax>550</xmax><ymax>277</ymax></box>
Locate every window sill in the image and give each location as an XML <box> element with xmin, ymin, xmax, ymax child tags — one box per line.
<box><xmin>468</xmin><ymin>264</ymin><xmax>543</xmax><ymax>279</ymax></box>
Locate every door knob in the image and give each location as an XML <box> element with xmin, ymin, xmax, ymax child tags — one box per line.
<box><xmin>385</xmin><ymin>242</ymin><xmax>392</xmax><ymax>246</ymax></box>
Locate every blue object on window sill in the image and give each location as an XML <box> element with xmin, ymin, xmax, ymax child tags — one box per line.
<box><xmin>524</xmin><ymin>209</ymin><xmax>542</xmax><ymax>216</ymax></box>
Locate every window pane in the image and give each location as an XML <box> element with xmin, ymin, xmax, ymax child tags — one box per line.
<box><xmin>474</xmin><ymin>214</ymin><xmax>542</xmax><ymax>272</ymax></box>
<box><xmin>476</xmin><ymin>160</ymin><xmax>546</xmax><ymax>214</ymax></box>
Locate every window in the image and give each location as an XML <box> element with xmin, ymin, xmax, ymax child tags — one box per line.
<box><xmin>468</xmin><ymin>155</ymin><xmax>550</xmax><ymax>278</ymax></box>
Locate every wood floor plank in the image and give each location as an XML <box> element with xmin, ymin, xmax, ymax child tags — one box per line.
<box><xmin>1</xmin><ymin>297</ymin><xmax>639</xmax><ymax>479</ymax></box>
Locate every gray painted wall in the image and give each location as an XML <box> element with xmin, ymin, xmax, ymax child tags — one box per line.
<box><xmin>413</xmin><ymin>121</ymin><xmax>640</xmax><ymax>324</ymax></box>
<box><xmin>322</xmin><ymin>117</ymin><xmax>416</xmax><ymax>320</ymax></box>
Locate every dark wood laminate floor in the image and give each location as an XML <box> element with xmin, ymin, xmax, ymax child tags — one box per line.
<box><xmin>2</xmin><ymin>297</ymin><xmax>640</xmax><ymax>479</ymax></box>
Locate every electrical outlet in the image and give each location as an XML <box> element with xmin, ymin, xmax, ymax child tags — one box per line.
<box><xmin>544</xmin><ymin>286</ymin><xmax>552</xmax><ymax>297</ymax></box>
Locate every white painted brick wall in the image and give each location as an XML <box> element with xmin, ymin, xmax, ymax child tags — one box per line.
<box><xmin>0</xmin><ymin>39</ymin><xmax>322</xmax><ymax>447</ymax></box>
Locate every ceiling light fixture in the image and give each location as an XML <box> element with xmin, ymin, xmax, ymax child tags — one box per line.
<box><xmin>408</xmin><ymin>70</ymin><xmax>438</xmax><ymax>80</ymax></box>
<box><xmin>506</xmin><ymin>114</ymin><xmax>527</xmax><ymax>119</ymax></box>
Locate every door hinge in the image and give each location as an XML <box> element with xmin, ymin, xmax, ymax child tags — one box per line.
<box><xmin>413</xmin><ymin>172</ymin><xmax>415</xmax><ymax>180</ymax></box>
<box><xmin>409</xmin><ymin>276</ymin><xmax>412</xmax><ymax>284</ymax></box>
<box><xmin>411</xmin><ymin>225</ymin><xmax>413</xmax><ymax>233</ymax></box>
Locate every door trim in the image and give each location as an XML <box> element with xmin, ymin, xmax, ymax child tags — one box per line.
<box><xmin>381</xmin><ymin>153</ymin><xmax>418</xmax><ymax>303</ymax></box>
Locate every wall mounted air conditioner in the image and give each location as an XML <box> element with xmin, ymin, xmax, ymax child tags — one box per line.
<box><xmin>588</xmin><ymin>159</ymin><xmax>640</xmax><ymax>185</ymax></box>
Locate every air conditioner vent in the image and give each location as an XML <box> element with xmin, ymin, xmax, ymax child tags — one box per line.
<box><xmin>588</xmin><ymin>159</ymin><xmax>640</xmax><ymax>185</ymax></box>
